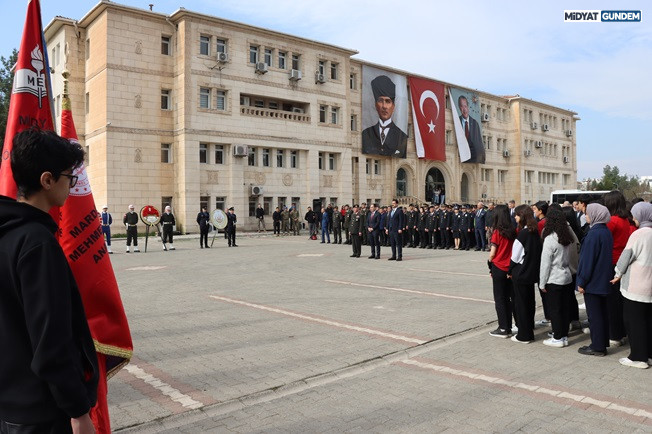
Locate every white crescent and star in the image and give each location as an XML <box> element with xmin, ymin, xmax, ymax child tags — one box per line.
<box><xmin>419</xmin><ymin>90</ymin><xmax>440</xmax><ymax>134</ymax></box>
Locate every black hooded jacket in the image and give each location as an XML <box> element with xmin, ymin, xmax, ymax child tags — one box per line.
<box><xmin>0</xmin><ymin>195</ymin><xmax>98</xmax><ymax>423</ymax></box>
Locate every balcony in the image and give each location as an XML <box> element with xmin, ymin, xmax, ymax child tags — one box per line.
<box><xmin>240</xmin><ymin>106</ymin><xmax>311</xmax><ymax>123</ymax></box>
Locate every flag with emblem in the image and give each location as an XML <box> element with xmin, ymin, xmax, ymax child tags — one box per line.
<box><xmin>408</xmin><ymin>77</ymin><xmax>446</xmax><ymax>161</ymax></box>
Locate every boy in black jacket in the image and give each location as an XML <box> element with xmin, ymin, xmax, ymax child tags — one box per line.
<box><xmin>0</xmin><ymin>129</ymin><xmax>98</xmax><ymax>433</ymax></box>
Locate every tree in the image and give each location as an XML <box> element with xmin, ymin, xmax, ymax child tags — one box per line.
<box><xmin>0</xmin><ymin>49</ymin><xmax>18</xmax><ymax>153</ymax></box>
<box><xmin>594</xmin><ymin>165</ymin><xmax>646</xmax><ymax>200</ymax></box>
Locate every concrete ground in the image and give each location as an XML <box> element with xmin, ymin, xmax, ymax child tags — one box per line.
<box><xmin>106</xmin><ymin>231</ymin><xmax>651</xmax><ymax>433</ymax></box>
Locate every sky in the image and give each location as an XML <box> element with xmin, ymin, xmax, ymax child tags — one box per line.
<box><xmin>1</xmin><ymin>0</ymin><xmax>650</xmax><ymax>181</ymax></box>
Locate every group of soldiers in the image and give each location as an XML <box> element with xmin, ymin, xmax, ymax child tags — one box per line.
<box><xmin>270</xmin><ymin>205</ymin><xmax>302</xmax><ymax>236</ymax></box>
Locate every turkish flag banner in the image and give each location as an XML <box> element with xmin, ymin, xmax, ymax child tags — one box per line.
<box><xmin>59</xmin><ymin>92</ymin><xmax>133</xmax><ymax>433</ymax></box>
<box><xmin>408</xmin><ymin>77</ymin><xmax>446</xmax><ymax>161</ymax></box>
<box><xmin>0</xmin><ymin>0</ymin><xmax>54</xmax><ymax>197</ymax></box>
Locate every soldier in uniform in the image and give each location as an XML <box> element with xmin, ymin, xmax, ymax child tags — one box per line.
<box><xmin>123</xmin><ymin>204</ymin><xmax>140</xmax><ymax>253</ymax></box>
<box><xmin>196</xmin><ymin>206</ymin><xmax>210</xmax><ymax>248</ymax></box>
<box><xmin>452</xmin><ymin>205</ymin><xmax>462</xmax><ymax>250</ymax></box>
<box><xmin>459</xmin><ymin>205</ymin><xmax>470</xmax><ymax>250</ymax></box>
<box><xmin>281</xmin><ymin>206</ymin><xmax>290</xmax><ymax>236</ymax></box>
<box><xmin>332</xmin><ymin>206</ymin><xmax>343</xmax><ymax>244</ymax></box>
<box><xmin>359</xmin><ymin>202</ymin><xmax>368</xmax><ymax>245</ymax></box>
<box><xmin>349</xmin><ymin>204</ymin><xmax>362</xmax><ymax>258</ymax></box>
<box><xmin>160</xmin><ymin>205</ymin><xmax>176</xmax><ymax>250</ymax></box>
<box><xmin>343</xmin><ymin>205</ymin><xmax>352</xmax><ymax>244</ymax></box>
<box><xmin>418</xmin><ymin>206</ymin><xmax>428</xmax><ymax>248</ymax></box>
<box><xmin>272</xmin><ymin>206</ymin><xmax>281</xmax><ymax>236</ymax></box>
<box><xmin>101</xmin><ymin>205</ymin><xmax>113</xmax><ymax>254</ymax></box>
<box><xmin>438</xmin><ymin>204</ymin><xmax>449</xmax><ymax>249</ymax></box>
<box><xmin>226</xmin><ymin>206</ymin><xmax>238</xmax><ymax>247</ymax></box>
<box><xmin>290</xmin><ymin>206</ymin><xmax>300</xmax><ymax>236</ymax></box>
<box><xmin>426</xmin><ymin>205</ymin><xmax>436</xmax><ymax>249</ymax></box>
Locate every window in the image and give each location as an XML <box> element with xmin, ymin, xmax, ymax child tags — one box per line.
<box><xmin>374</xmin><ymin>159</ymin><xmax>380</xmax><ymax>175</ymax></box>
<box><xmin>349</xmin><ymin>73</ymin><xmax>356</xmax><ymax>90</ymax></box>
<box><xmin>215</xmin><ymin>196</ymin><xmax>226</xmax><ymax>211</ymax></box>
<box><xmin>331</xmin><ymin>107</ymin><xmax>339</xmax><ymax>124</ymax></box>
<box><xmin>318</xmin><ymin>152</ymin><xmax>324</xmax><ymax>170</ymax></box>
<box><xmin>330</xmin><ymin>62</ymin><xmax>338</xmax><ymax>80</ymax></box>
<box><xmin>264</xmin><ymin>48</ymin><xmax>272</xmax><ymax>66</ymax></box>
<box><xmin>200</xmin><ymin>196</ymin><xmax>210</xmax><ymax>212</ymax></box>
<box><xmin>318</xmin><ymin>60</ymin><xmax>325</xmax><ymax>75</ymax></box>
<box><xmin>524</xmin><ymin>170</ymin><xmax>533</xmax><ymax>184</ymax></box>
<box><xmin>199</xmin><ymin>143</ymin><xmax>208</xmax><ymax>163</ymax></box>
<box><xmin>161</xmin><ymin>36</ymin><xmax>170</xmax><ymax>55</ymax></box>
<box><xmin>290</xmin><ymin>150</ymin><xmax>298</xmax><ymax>168</ymax></box>
<box><xmin>254</xmin><ymin>99</ymin><xmax>264</xmax><ymax>108</ymax></box>
<box><xmin>216</xmin><ymin>38</ymin><xmax>226</xmax><ymax>54</ymax></box>
<box><xmin>291</xmin><ymin>54</ymin><xmax>300</xmax><ymax>70</ymax></box>
<box><xmin>85</xmin><ymin>92</ymin><xmax>90</xmax><ymax>114</ymax></box>
<box><xmin>263</xmin><ymin>197</ymin><xmax>273</xmax><ymax>215</ymax></box>
<box><xmin>350</xmin><ymin>114</ymin><xmax>358</xmax><ymax>131</ymax></box>
<box><xmin>563</xmin><ymin>174</ymin><xmax>570</xmax><ymax>186</ymax></box>
<box><xmin>278</xmin><ymin>198</ymin><xmax>285</xmax><ymax>210</ymax></box>
<box><xmin>161</xmin><ymin>89</ymin><xmax>171</xmax><ymax>110</ymax></box>
<box><xmin>249</xmin><ymin>198</ymin><xmax>257</xmax><ymax>217</ymax></box>
<box><xmin>199</xmin><ymin>87</ymin><xmax>211</xmax><ymax>109</ymax></box>
<box><xmin>498</xmin><ymin>170</ymin><xmax>507</xmax><ymax>183</ymax></box>
<box><xmin>319</xmin><ymin>105</ymin><xmax>326</xmax><ymax>123</ymax></box>
<box><xmin>85</xmin><ymin>39</ymin><xmax>90</xmax><ymax>60</ymax></box>
<box><xmin>445</xmin><ymin>130</ymin><xmax>451</xmax><ymax>145</ymax></box>
<box><xmin>328</xmin><ymin>153</ymin><xmax>335</xmax><ymax>170</ymax></box>
<box><xmin>365</xmin><ymin>158</ymin><xmax>370</xmax><ymax>174</ymax></box>
<box><xmin>482</xmin><ymin>169</ymin><xmax>492</xmax><ymax>182</ymax></box>
<box><xmin>200</xmin><ymin>35</ymin><xmax>210</xmax><ymax>56</ymax></box>
<box><xmin>214</xmin><ymin>145</ymin><xmax>224</xmax><ymax>164</ymax></box>
<box><xmin>268</xmin><ymin>101</ymin><xmax>278</xmax><ymax>110</ymax></box>
<box><xmin>216</xmin><ymin>90</ymin><xmax>226</xmax><ymax>110</ymax></box>
<box><xmin>249</xmin><ymin>45</ymin><xmax>259</xmax><ymax>64</ymax></box>
<box><xmin>262</xmin><ymin>148</ymin><xmax>270</xmax><ymax>167</ymax></box>
<box><xmin>277</xmin><ymin>149</ymin><xmax>284</xmax><ymax>168</ymax></box>
<box><xmin>161</xmin><ymin>143</ymin><xmax>172</xmax><ymax>163</ymax></box>
<box><xmin>248</xmin><ymin>147</ymin><xmax>257</xmax><ymax>166</ymax></box>
<box><xmin>278</xmin><ymin>51</ymin><xmax>286</xmax><ymax>69</ymax></box>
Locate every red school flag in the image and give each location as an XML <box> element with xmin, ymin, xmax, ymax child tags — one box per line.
<box><xmin>0</xmin><ymin>0</ymin><xmax>54</xmax><ymax>197</ymax></box>
<box><xmin>58</xmin><ymin>88</ymin><xmax>133</xmax><ymax>433</ymax></box>
<box><xmin>408</xmin><ymin>77</ymin><xmax>446</xmax><ymax>161</ymax></box>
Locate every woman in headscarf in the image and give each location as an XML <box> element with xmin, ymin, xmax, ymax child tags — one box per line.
<box><xmin>611</xmin><ymin>202</ymin><xmax>652</xmax><ymax>369</ymax></box>
<box><xmin>577</xmin><ymin>203</ymin><xmax>614</xmax><ymax>356</ymax></box>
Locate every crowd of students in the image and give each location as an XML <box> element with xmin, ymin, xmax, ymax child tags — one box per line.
<box><xmin>487</xmin><ymin>193</ymin><xmax>652</xmax><ymax>370</ymax></box>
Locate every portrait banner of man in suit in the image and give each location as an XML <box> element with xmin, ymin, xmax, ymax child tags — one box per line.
<box><xmin>361</xmin><ymin>65</ymin><xmax>408</xmax><ymax>158</ymax></box>
<box><xmin>449</xmin><ymin>87</ymin><xmax>486</xmax><ymax>164</ymax></box>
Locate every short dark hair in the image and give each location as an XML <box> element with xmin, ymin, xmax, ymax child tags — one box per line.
<box><xmin>603</xmin><ymin>190</ymin><xmax>629</xmax><ymax>219</ymax></box>
<box><xmin>577</xmin><ymin>194</ymin><xmax>593</xmax><ymax>205</ymax></box>
<box><xmin>534</xmin><ymin>201</ymin><xmax>548</xmax><ymax>216</ymax></box>
<box><xmin>11</xmin><ymin>128</ymin><xmax>84</xmax><ymax>198</ymax></box>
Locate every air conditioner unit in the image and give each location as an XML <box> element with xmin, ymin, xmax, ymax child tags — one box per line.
<box><xmin>534</xmin><ymin>141</ymin><xmax>543</xmax><ymax>148</ymax></box>
<box><xmin>482</xmin><ymin>112</ymin><xmax>490</xmax><ymax>122</ymax></box>
<box><xmin>530</xmin><ymin>122</ymin><xmax>538</xmax><ymax>130</ymax></box>
<box><xmin>289</xmin><ymin>69</ymin><xmax>302</xmax><ymax>81</ymax></box>
<box><xmin>255</xmin><ymin>62</ymin><xmax>268</xmax><ymax>74</ymax></box>
<box><xmin>217</xmin><ymin>52</ymin><xmax>229</xmax><ymax>63</ymax></box>
<box><xmin>542</xmin><ymin>123</ymin><xmax>549</xmax><ymax>132</ymax></box>
<box><xmin>524</xmin><ymin>149</ymin><xmax>532</xmax><ymax>157</ymax></box>
<box><xmin>503</xmin><ymin>150</ymin><xmax>510</xmax><ymax>158</ymax></box>
<box><xmin>563</xmin><ymin>156</ymin><xmax>569</xmax><ymax>163</ymax></box>
<box><xmin>566</xmin><ymin>129</ymin><xmax>573</xmax><ymax>137</ymax></box>
<box><xmin>233</xmin><ymin>145</ymin><xmax>248</xmax><ymax>157</ymax></box>
<box><xmin>291</xmin><ymin>107</ymin><xmax>305</xmax><ymax>113</ymax></box>
<box><xmin>251</xmin><ymin>185</ymin><xmax>264</xmax><ymax>196</ymax></box>
<box><xmin>241</xmin><ymin>96</ymin><xmax>250</xmax><ymax>106</ymax></box>
<box><xmin>315</xmin><ymin>71</ymin><xmax>326</xmax><ymax>83</ymax></box>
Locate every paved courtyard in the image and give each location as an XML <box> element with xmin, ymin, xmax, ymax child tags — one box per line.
<box><xmin>106</xmin><ymin>232</ymin><xmax>651</xmax><ymax>433</ymax></box>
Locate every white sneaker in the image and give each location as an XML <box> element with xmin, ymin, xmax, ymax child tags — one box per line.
<box><xmin>619</xmin><ymin>357</ymin><xmax>649</xmax><ymax>369</ymax></box>
<box><xmin>609</xmin><ymin>338</ymin><xmax>627</xmax><ymax>347</ymax></box>
<box><xmin>582</xmin><ymin>327</ymin><xmax>591</xmax><ymax>334</ymax></box>
<box><xmin>126</xmin><ymin>247</ymin><xmax>131</xmax><ymax>253</ymax></box>
<box><xmin>535</xmin><ymin>319</ymin><xmax>551</xmax><ymax>327</ymax></box>
<box><xmin>543</xmin><ymin>337</ymin><xmax>568</xmax><ymax>348</ymax></box>
<box><xmin>107</xmin><ymin>246</ymin><xmax>113</xmax><ymax>254</ymax></box>
<box><xmin>511</xmin><ymin>335</ymin><xmax>532</xmax><ymax>344</ymax></box>
<box><xmin>578</xmin><ymin>303</ymin><xmax>586</xmax><ymax>310</ymax></box>
<box><xmin>169</xmin><ymin>245</ymin><xmax>175</xmax><ymax>250</ymax></box>
<box><xmin>163</xmin><ymin>245</ymin><xmax>168</xmax><ymax>251</ymax></box>
<box><xmin>134</xmin><ymin>247</ymin><xmax>140</xmax><ymax>253</ymax></box>
<box><xmin>511</xmin><ymin>325</ymin><xmax>519</xmax><ymax>334</ymax></box>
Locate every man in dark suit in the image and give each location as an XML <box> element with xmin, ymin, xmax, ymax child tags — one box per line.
<box><xmin>367</xmin><ymin>203</ymin><xmax>381</xmax><ymax>259</ymax></box>
<box><xmin>474</xmin><ymin>202</ymin><xmax>487</xmax><ymax>251</ymax></box>
<box><xmin>386</xmin><ymin>199</ymin><xmax>405</xmax><ymax>261</ymax></box>
<box><xmin>226</xmin><ymin>206</ymin><xmax>238</xmax><ymax>247</ymax></box>
<box><xmin>508</xmin><ymin>200</ymin><xmax>517</xmax><ymax>228</ymax></box>
<box><xmin>362</xmin><ymin>75</ymin><xmax>408</xmax><ymax>158</ymax></box>
<box><xmin>458</xmin><ymin>95</ymin><xmax>485</xmax><ymax>164</ymax></box>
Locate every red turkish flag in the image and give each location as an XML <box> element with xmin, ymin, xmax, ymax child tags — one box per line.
<box><xmin>0</xmin><ymin>0</ymin><xmax>54</xmax><ymax>197</ymax></box>
<box><xmin>59</xmin><ymin>93</ymin><xmax>133</xmax><ymax>433</ymax></box>
<box><xmin>409</xmin><ymin>77</ymin><xmax>446</xmax><ymax>161</ymax></box>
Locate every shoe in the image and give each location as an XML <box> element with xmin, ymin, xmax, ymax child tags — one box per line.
<box><xmin>169</xmin><ymin>245</ymin><xmax>175</xmax><ymax>250</ymax></box>
<box><xmin>396</xmin><ymin>258</ymin><xmax>402</xmax><ymax>261</ymax></box>
<box><xmin>547</xmin><ymin>332</ymin><xmax>554</xmax><ymax>338</ymax></box>
<box><xmin>609</xmin><ymin>338</ymin><xmax>626</xmax><ymax>348</ymax></box>
<box><xmin>474</xmin><ymin>248</ymin><xmax>481</xmax><ymax>251</ymax></box>
<box><xmin>582</xmin><ymin>327</ymin><xmax>591</xmax><ymax>334</ymax></box>
<box><xmin>327</xmin><ymin>241</ymin><xmax>331</xmax><ymax>244</ymax></box>
<box><xmin>619</xmin><ymin>358</ymin><xmax>648</xmax><ymax>369</ymax></box>
<box><xmin>535</xmin><ymin>319</ymin><xmax>551</xmax><ymax>327</ymax></box>
<box><xmin>489</xmin><ymin>328</ymin><xmax>511</xmax><ymax>338</ymax></box>
<box><xmin>578</xmin><ymin>303</ymin><xmax>586</xmax><ymax>310</ymax></box>
<box><xmin>375</xmin><ymin>257</ymin><xmax>381</xmax><ymax>260</ymax></box>
<box><xmin>511</xmin><ymin>335</ymin><xmax>532</xmax><ymax>344</ymax></box>
<box><xmin>569</xmin><ymin>320</ymin><xmax>582</xmax><ymax>332</ymax></box>
<box><xmin>544</xmin><ymin>337</ymin><xmax>568</xmax><ymax>348</ymax></box>
<box><xmin>200</xmin><ymin>246</ymin><xmax>204</xmax><ymax>249</ymax></box>
<box><xmin>368</xmin><ymin>256</ymin><xmax>376</xmax><ymax>259</ymax></box>
<box><xmin>388</xmin><ymin>257</ymin><xmax>396</xmax><ymax>261</ymax></box>
<box><xmin>133</xmin><ymin>248</ymin><xmax>140</xmax><ymax>253</ymax></box>
<box><xmin>205</xmin><ymin>246</ymin><xmax>210</xmax><ymax>249</ymax></box>
<box><xmin>125</xmin><ymin>249</ymin><xmax>130</xmax><ymax>253</ymax></box>
<box><xmin>578</xmin><ymin>346</ymin><xmax>606</xmax><ymax>356</ymax></box>
<box><xmin>321</xmin><ymin>241</ymin><xmax>325</xmax><ymax>244</ymax></box>
<box><xmin>350</xmin><ymin>254</ymin><xmax>357</xmax><ymax>257</ymax></box>
<box><xmin>511</xmin><ymin>326</ymin><xmax>519</xmax><ymax>334</ymax></box>
<box><xmin>232</xmin><ymin>245</ymin><xmax>238</xmax><ymax>247</ymax></box>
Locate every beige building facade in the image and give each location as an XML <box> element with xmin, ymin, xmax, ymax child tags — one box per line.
<box><xmin>45</xmin><ymin>1</ymin><xmax>578</xmax><ymax>232</ymax></box>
